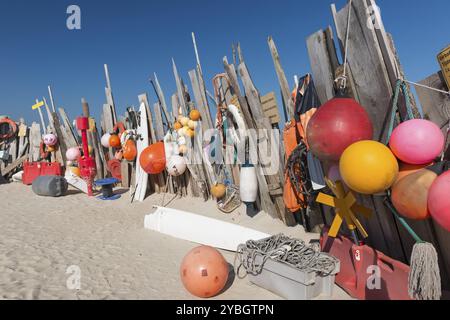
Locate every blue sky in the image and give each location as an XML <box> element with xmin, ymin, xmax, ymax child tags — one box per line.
<box><xmin>0</xmin><ymin>0</ymin><xmax>449</xmax><ymax>126</ymax></box>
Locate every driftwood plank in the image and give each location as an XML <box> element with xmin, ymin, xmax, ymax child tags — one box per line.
<box><xmin>332</xmin><ymin>0</ymin><xmax>406</xmax><ymax>261</ymax></box>
<box><xmin>153</xmin><ymin>74</ymin><xmax>174</xmax><ymax>124</ymax></box>
<box><xmin>17</xmin><ymin>119</ymin><xmax>29</xmax><ymax>159</ymax></box>
<box><xmin>307</xmin><ymin>29</ymin><xmax>336</xmax><ymax>104</ymax></box>
<box><xmin>188</xmin><ymin>69</ymin><xmax>213</xmax><ymax>130</ymax></box>
<box><xmin>153</xmin><ymin>102</ymin><xmax>165</xmax><ymax>142</ymax></box>
<box><xmin>1</xmin><ymin>155</ymin><xmax>28</xmax><ymax>177</ymax></box>
<box><xmin>417</xmin><ymin>72</ymin><xmax>450</xmax><ymax>130</ymax></box>
<box><xmin>58</xmin><ymin>108</ymin><xmax>79</xmax><ymax>148</ymax></box>
<box><xmin>104</xmin><ymin>64</ymin><xmax>118</xmax><ymax>123</ymax></box>
<box><xmin>29</xmin><ymin>123</ymin><xmax>41</xmax><ymax>161</ymax></box>
<box><xmin>268</xmin><ymin>37</ymin><xmax>295</xmax><ymax>121</ymax></box>
<box><xmin>238</xmin><ymin>61</ymin><xmax>296</xmax><ymax>226</ymax></box>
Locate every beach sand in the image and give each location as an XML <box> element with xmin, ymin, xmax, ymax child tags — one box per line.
<box><xmin>0</xmin><ymin>183</ymin><xmax>351</xmax><ymax>300</ymax></box>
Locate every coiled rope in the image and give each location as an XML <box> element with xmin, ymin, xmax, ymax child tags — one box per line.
<box><xmin>235</xmin><ymin>234</ymin><xmax>339</xmax><ymax>279</ymax></box>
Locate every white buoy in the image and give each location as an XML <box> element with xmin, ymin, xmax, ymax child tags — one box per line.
<box><xmin>240</xmin><ymin>165</ymin><xmax>258</xmax><ymax>203</ymax></box>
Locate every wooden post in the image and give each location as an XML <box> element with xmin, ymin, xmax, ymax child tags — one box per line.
<box><xmin>268</xmin><ymin>36</ymin><xmax>295</xmax><ymax>120</ymax></box>
<box><xmin>152</xmin><ymin>73</ymin><xmax>174</xmax><ymax>124</ymax></box>
<box><xmin>104</xmin><ymin>64</ymin><xmax>118</xmax><ymax>123</ymax></box>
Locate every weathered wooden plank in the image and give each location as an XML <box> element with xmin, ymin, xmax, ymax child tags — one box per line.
<box><xmin>153</xmin><ymin>73</ymin><xmax>174</xmax><ymax>124</ymax></box>
<box><xmin>332</xmin><ymin>0</ymin><xmax>407</xmax><ymax>261</ymax></box>
<box><xmin>268</xmin><ymin>37</ymin><xmax>295</xmax><ymax>121</ymax></box>
<box><xmin>1</xmin><ymin>154</ymin><xmax>28</xmax><ymax>177</ymax></box>
<box><xmin>17</xmin><ymin>119</ymin><xmax>29</xmax><ymax>159</ymax></box>
<box><xmin>104</xmin><ymin>64</ymin><xmax>117</xmax><ymax>123</ymax></box>
<box><xmin>171</xmin><ymin>94</ymin><xmax>180</xmax><ymax>120</ymax></box>
<box><xmin>121</xmin><ymin>161</ymin><xmax>130</xmax><ymax>188</ymax></box>
<box><xmin>238</xmin><ymin>61</ymin><xmax>296</xmax><ymax>226</ymax></box>
<box><xmin>58</xmin><ymin>108</ymin><xmax>79</xmax><ymax>148</ymax></box>
<box><xmin>153</xmin><ymin>102</ymin><xmax>165</xmax><ymax>142</ymax></box>
<box><xmin>29</xmin><ymin>123</ymin><xmax>41</xmax><ymax>161</ymax></box>
<box><xmin>188</xmin><ymin>69</ymin><xmax>214</xmax><ymax>130</ymax></box>
<box><xmin>417</xmin><ymin>72</ymin><xmax>450</xmax><ymax>130</ymax></box>
<box><xmin>261</xmin><ymin>92</ymin><xmax>281</xmax><ymax>125</ymax></box>
<box><xmin>51</xmin><ymin>112</ymin><xmax>67</xmax><ymax>164</ymax></box>
<box><xmin>307</xmin><ymin>29</ymin><xmax>336</xmax><ymax>104</ymax></box>
<box><xmin>172</xmin><ymin>59</ymin><xmax>188</xmax><ymax>116</ymax></box>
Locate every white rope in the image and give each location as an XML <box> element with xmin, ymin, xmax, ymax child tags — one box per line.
<box><xmin>403</xmin><ymin>79</ymin><xmax>450</xmax><ymax>96</ymax></box>
<box><xmin>235</xmin><ymin>234</ymin><xmax>339</xmax><ymax>279</ymax></box>
<box><xmin>335</xmin><ymin>0</ymin><xmax>353</xmax><ymax>90</ymax></box>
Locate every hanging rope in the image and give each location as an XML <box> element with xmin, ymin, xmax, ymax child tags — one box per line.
<box><xmin>335</xmin><ymin>0</ymin><xmax>353</xmax><ymax>91</ymax></box>
<box><xmin>235</xmin><ymin>234</ymin><xmax>339</xmax><ymax>279</ymax></box>
<box><xmin>385</xmin><ymin>80</ymin><xmax>416</xmax><ymax>144</ymax></box>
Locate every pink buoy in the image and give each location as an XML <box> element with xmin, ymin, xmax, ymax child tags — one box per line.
<box><xmin>428</xmin><ymin>170</ymin><xmax>450</xmax><ymax>232</ymax></box>
<box><xmin>66</xmin><ymin>147</ymin><xmax>81</xmax><ymax>161</ymax></box>
<box><xmin>389</xmin><ymin>119</ymin><xmax>444</xmax><ymax>165</ymax></box>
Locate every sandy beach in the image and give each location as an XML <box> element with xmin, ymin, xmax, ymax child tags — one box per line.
<box><xmin>0</xmin><ymin>183</ymin><xmax>350</xmax><ymax>300</ymax></box>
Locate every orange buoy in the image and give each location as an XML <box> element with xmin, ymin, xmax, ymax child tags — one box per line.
<box><xmin>190</xmin><ymin>109</ymin><xmax>201</xmax><ymax>121</ymax></box>
<box><xmin>123</xmin><ymin>140</ymin><xmax>137</xmax><ymax>161</ymax></box>
<box><xmin>174</xmin><ymin>121</ymin><xmax>183</xmax><ymax>130</ymax></box>
<box><xmin>211</xmin><ymin>183</ymin><xmax>226</xmax><ymax>199</ymax></box>
<box><xmin>180</xmin><ymin>246</ymin><xmax>229</xmax><ymax>298</ymax></box>
<box><xmin>395</xmin><ymin>162</ymin><xmax>433</xmax><ymax>185</ymax></box>
<box><xmin>139</xmin><ymin>142</ymin><xmax>166</xmax><ymax>174</ymax></box>
<box><xmin>391</xmin><ymin>166</ymin><xmax>439</xmax><ymax>220</ymax></box>
<box><xmin>109</xmin><ymin>134</ymin><xmax>121</xmax><ymax>148</ymax></box>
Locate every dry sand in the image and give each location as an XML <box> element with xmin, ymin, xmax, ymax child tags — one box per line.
<box><xmin>0</xmin><ymin>183</ymin><xmax>351</xmax><ymax>300</ymax></box>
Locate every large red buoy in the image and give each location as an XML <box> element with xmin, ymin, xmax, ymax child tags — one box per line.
<box><xmin>139</xmin><ymin>142</ymin><xmax>166</xmax><ymax>175</ymax></box>
<box><xmin>428</xmin><ymin>170</ymin><xmax>450</xmax><ymax>232</ymax></box>
<box><xmin>307</xmin><ymin>96</ymin><xmax>373</xmax><ymax>162</ymax></box>
<box><xmin>180</xmin><ymin>246</ymin><xmax>229</xmax><ymax>298</ymax></box>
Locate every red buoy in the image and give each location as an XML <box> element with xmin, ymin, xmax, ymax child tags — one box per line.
<box><xmin>139</xmin><ymin>142</ymin><xmax>166</xmax><ymax>175</ymax></box>
<box><xmin>307</xmin><ymin>97</ymin><xmax>373</xmax><ymax>162</ymax></box>
<box><xmin>428</xmin><ymin>170</ymin><xmax>450</xmax><ymax>232</ymax></box>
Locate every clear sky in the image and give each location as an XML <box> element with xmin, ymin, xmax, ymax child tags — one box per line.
<box><xmin>0</xmin><ymin>0</ymin><xmax>449</xmax><ymax>126</ymax></box>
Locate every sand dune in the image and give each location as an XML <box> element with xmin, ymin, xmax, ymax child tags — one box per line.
<box><xmin>0</xmin><ymin>183</ymin><xmax>350</xmax><ymax>300</ymax></box>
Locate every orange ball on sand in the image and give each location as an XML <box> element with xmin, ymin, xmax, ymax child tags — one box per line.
<box><xmin>180</xmin><ymin>246</ymin><xmax>229</xmax><ymax>298</ymax></box>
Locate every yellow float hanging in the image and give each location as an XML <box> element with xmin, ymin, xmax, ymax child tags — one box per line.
<box><xmin>339</xmin><ymin>140</ymin><xmax>399</xmax><ymax>195</ymax></box>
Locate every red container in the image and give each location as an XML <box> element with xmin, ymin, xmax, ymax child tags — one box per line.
<box><xmin>23</xmin><ymin>161</ymin><xmax>62</xmax><ymax>185</ymax></box>
<box><xmin>321</xmin><ymin>228</ymin><xmax>412</xmax><ymax>300</ymax></box>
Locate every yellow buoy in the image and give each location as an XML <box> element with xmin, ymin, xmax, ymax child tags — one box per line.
<box><xmin>340</xmin><ymin>140</ymin><xmax>398</xmax><ymax>195</ymax></box>
<box><xmin>69</xmin><ymin>166</ymin><xmax>81</xmax><ymax>177</ymax></box>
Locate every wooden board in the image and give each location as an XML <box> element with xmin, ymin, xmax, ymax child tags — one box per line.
<box><xmin>267</xmin><ymin>37</ymin><xmax>295</xmax><ymax>121</ymax></box>
<box><xmin>260</xmin><ymin>92</ymin><xmax>281</xmax><ymax>125</ymax></box>
<box><xmin>307</xmin><ymin>29</ymin><xmax>336</xmax><ymax>104</ymax></box>
<box><xmin>29</xmin><ymin>123</ymin><xmax>41</xmax><ymax>161</ymax></box>
<box><xmin>58</xmin><ymin>108</ymin><xmax>79</xmax><ymax>148</ymax></box>
<box><xmin>238</xmin><ymin>61</ymin><xmax>296</xmax><ymax>226</ymax></box>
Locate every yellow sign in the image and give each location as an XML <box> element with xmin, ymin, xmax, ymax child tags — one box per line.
<box><xmin>32</xmin><ymin>101</ymin><xmax>44</xmax><ymax>110</ymax></box>
<box><xmin>437</xmin><ymin>44</ymin><xmax>450</xmax><ymax>90</ymax></box>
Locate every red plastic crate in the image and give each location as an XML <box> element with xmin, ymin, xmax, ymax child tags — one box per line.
<box><xmin>321</xmin><ymin>228</ymin><xmax>412</xmax><ymax>300</ymax></box>
<box><xmin>23</xmin><ymin>161</ymin><xmax>62</xmax><ymax>185</ymax></box>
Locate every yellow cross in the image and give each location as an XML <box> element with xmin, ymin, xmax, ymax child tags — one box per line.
<box><xmin>316</xmin><ymin>178</ymin><xmax>372</xmax><ymax>239</ymax></box>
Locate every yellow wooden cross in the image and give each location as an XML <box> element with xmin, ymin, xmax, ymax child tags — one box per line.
<box><xmin>317</xmin><ymin>177</ymin><xmax>372</xmax><ymax>239</ymax></box>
